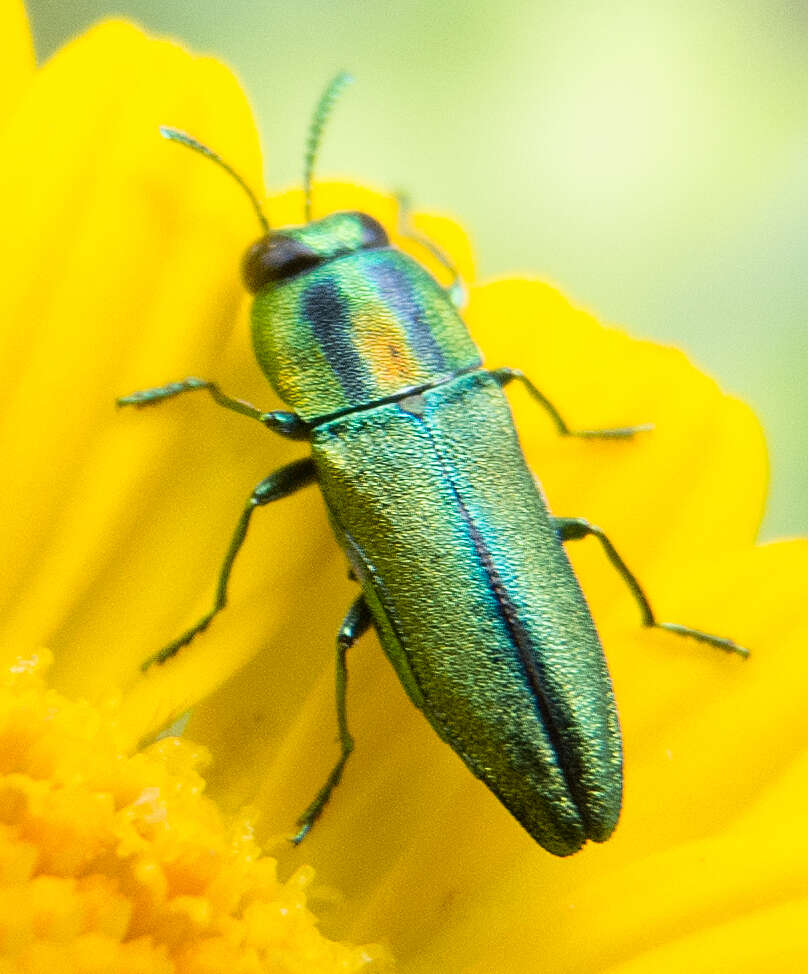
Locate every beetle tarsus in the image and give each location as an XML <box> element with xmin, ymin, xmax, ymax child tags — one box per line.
<box><xmin>492</xmin><ymin>366</ymin><xmax>653</xmax><ymax>439</ymax></box>
<box><xmin>290</xmin><ymin>595</ymin><xmax>370</xmax><ymax>843</ymax></box>
<box><xmin>118</xmin><ymin>377</ymin><xmax>307</xmax><ymax>440</ymax></box>
<box><xmin>554</xmin><ymin>515</ymin><xmax>750</xmax><ymax>659</ymax></box>
<box><xmin>656</xmin><ymin>621</ymin><xmax>750</xmax><ymax>658</ymax></box>
<box><xmin>139</xmin><ymin>459</ymin><xmax>316</xmax><ymax>671</ymax></box>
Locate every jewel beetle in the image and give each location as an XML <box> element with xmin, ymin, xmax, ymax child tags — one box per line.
<box><xmin>119</xmin><ymin>74</ymin><xmax>748</xmax><ymax>856</ymax></box>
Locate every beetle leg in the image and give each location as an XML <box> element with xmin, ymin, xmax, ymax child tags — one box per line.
<box><xmin>552</xmin><ymin>516</ymin><xmax>749</xmax><ymax>658</ymax></box>
<box><xmin>491</xmin><ymin>367</ymin><xmax>652</xmax><ymax>439</ymax></box>
<box><xmin>140</xmin><ymin>458</ymin><xmax>317</xmax><ymax>670</ymax></box>
<box><xmin>117</xmin><ymin>377</ymin><xmax>309</xmax><ymax>440</ymax></box>
<box><xmin>292</xmin><ymin>595</ymin><xmax>372</xmax><ymax>844</ymax></box>
<box><xmin>395</xmin><ymin>191</ymin><xmax>466</xmax><ymax>308</ymax></box>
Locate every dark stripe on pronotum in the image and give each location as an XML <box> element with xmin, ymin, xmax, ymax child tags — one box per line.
<box><xmin>302</xmin><ymin>279</ymin><xmax>371</xmax><ymax>403</ymax></box>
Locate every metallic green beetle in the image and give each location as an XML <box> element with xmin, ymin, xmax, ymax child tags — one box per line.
<box><xmin>120</xmin><ymin>75</ymin><xmax>747</xmax><ymax>856</ymax></box>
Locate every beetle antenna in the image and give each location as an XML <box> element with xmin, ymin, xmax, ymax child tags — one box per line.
<box><xmin>303</xmin><ymin>71</ymin><xmax>354</xmax><ymax>222</ymax></box>
<box><xmin>159</xmin><ymin>126</ymin><xmax>270</xmax><ymax>234</ymax></box>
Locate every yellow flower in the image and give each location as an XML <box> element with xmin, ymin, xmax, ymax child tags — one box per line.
<box><xmin>0</xmin><ymin>651</ymin><xmax>382</xmax><ymax>972</ymax></box>
<box><xmin>3</xmin><ymin>4</ymin><xmax>808</xmax><ymax>972</ymax></box>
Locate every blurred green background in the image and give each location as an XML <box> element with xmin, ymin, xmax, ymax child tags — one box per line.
<box><xmin>27</xmin><ymin>0</ymin><xmax>806</xmax><ymax>540</ymax></box>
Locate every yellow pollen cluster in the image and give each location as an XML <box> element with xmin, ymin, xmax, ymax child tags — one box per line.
<box><xmin>0</xmin><ymin>651</ymin><xmax>385</xmax><ymax>973</ymax></box>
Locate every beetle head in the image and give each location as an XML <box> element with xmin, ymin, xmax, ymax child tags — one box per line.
<box><xmin>241</xmin><ymin>211</ymin><xmax>389</xmax><ymax>293</ymax></box>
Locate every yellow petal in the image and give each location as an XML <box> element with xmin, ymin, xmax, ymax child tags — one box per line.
<box><xmin>0</xmin><ymin>20</ymin><xmax>271</xmax><ymax>699</ymax></box>
<box><xmin>467</xmin><ymin>279</ymin><xmax>767</xmax><ymax>564</ymax></box>
<box><xmin>0</xmin><ymin>0</ymin><xmax>34</xmax><ymax>123</ymax></box>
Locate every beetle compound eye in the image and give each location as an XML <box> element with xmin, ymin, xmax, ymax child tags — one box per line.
<box><xmin>354</xmin><ymin>212</ymin><xmax>389</xmax><ymax>250</ymax></box>
<box><xmin>242</xmin><ymin>234</ymin><xmax>323</xmax><ymax>293</ymax></box>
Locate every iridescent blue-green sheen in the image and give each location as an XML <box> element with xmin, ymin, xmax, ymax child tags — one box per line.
<box><xmin>311</xmin><ymin>371</ymin><xmax>621</xmax><ymax>855</ymax></box>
